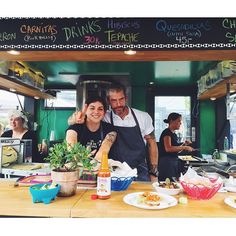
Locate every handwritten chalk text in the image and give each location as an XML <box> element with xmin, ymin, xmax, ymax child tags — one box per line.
<box><xmin>62</xmin><ymin>20</ymin><xmax>101</xmax><ymax>42</ymax></box>
<box><xmin>0</xmin><ymin>32</ymin><xmax>16</xmax><ymax>41</ymax></box>
<box><xmin>20</xmin><ymin>24</ymin><xmax>57</xmax><ymax>35</ymax></box>
<box><xmin>105</xmin><ymin>30</ymin><xmax>139</xmax><ymax>43</ymax></box>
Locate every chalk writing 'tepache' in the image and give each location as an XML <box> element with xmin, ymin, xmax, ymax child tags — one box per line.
<box><xmin>105</xmin><ymin>30</ymin><xmax>139</xmax><ymax>43</ymax></box>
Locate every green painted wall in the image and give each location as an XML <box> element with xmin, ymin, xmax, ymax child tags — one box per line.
<box><xmin>200</xmin><ymin>100</ymin><xmax>216</xmax><ymax>154</ymax></box>
<box><xmin>36</xmin><ymin>100</ymin><xmax>74</xmax><ymax>143</ymax></box>
<box><xmin>132</xmin><ymin>87</ymin><xmax>146</xmax><ymax>111</ymax></box>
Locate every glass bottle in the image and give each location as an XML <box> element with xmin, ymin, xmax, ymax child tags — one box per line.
<box><xmin>223</xmin><ymin>136</ymin><xmax>229</xmax><ymax>150</ymax></box>
<box><xmin>97</xmin><ymin>152</ymin><xmax>111</xmax><ymax>199</ymax></box>
<box><xmin>212</xmin><ymin>149</ymin><xmax>220</xmax><ymax>160</ymax></box>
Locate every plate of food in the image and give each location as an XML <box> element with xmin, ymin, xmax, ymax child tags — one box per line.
<box><xmin>178</xmin><ymin>155</ymin><xmax>199</xmax><ymax>161</ymax></box>
<box><xmin>224</xmin><ymin>196</ymin><xmax>236</xmax><ymax>209</ymax></box>
<box><xmin>123</xmin><ymin>191</ymin><xmax>177</xmax><ymax>210</ymax></box>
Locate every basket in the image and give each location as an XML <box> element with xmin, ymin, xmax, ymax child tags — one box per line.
<box><xmin>111</xmin><ymin>177</ymin><xmax>134</xmax><ymax>191</ymax></box>
<box><xmin>180</xmin><ymin>181</ymin><xmax>222</xmax><ymax>200</ymax></box>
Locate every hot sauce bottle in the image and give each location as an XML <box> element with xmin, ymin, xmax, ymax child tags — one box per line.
<box><xmin>97</xmin><ymin>152</ymin><xmax>111</xmax><ymax>199</ymax></box>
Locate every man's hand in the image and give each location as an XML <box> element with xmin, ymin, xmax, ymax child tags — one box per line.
<box><xmin>68</xmin><ymin>104</ymin><xmax>88</xmax><ymax>125</ymax></box>
<box><xmin>150</xmin><ymin>175</ymin><xmax>158</xmax><ymax>183</ymax></box>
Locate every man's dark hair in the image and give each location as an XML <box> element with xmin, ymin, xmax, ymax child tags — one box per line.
<box><xmin>85</xmin><ymin>96</ymin><xmax>107</xmax><ymax>111</ymax></box>
<box><xmin>107</xmin><ymin>83</ymin><xmax>126</xmax><ymax>97</ymax></box>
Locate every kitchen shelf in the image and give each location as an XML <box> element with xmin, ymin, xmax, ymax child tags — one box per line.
<box><xmin>198</xmin><ymin>75</ymin><xmax>236</xmax><ymax>100</ymax></box>
<box><xmin>0</xmin><ymin>74</ymin><xmax>55</xmax><ymax>99</ymax></box>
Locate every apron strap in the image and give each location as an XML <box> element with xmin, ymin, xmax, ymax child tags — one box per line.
<box><xmin>110</xmin><ymin>107</ymin><xmax>143</xmax><ymax>142</ymax></box>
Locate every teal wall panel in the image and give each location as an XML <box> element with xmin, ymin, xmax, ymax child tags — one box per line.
<box><xmin>200</xmin><ymin>100</ymin><xmax>216</xmax><ymax>154</ymax></box>
<box><xmin>36</xmin><ymin>101</ymin><xmax>74</xmax><ymax>143</ymax></box>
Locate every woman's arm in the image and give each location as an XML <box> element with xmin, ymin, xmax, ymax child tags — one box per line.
<box><xmin>164</xmin><ymin>136</ymin><xmax>194</xmax><ymax>153</ymax></box>
<box><xmin>66</xmin><ymin>129</ymin><xmax>78</xmax><ymax>146</ymax></box>
<box><xmin>94</xmin><ymin>131</ymin><xmax>117</xmax><ymax>161</ymax></box>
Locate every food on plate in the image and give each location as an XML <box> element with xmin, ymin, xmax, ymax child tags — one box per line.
<box><xmin>137</xmin><ymin>192</ymin><xmax>161</xmax><ymax>206</ymax></box>
<box><xmin>159</xmin><ymin>178</ymin><xmax>179</xmax><ymax>189</ymax></box>
<box><xmin>179</xmin><ymin>197</ymin><xmax>188</xmax><ymax>204</ymax></box>
<box><xmin>9</xmin><ymin>163</ymin><xmax>44</xmax><ymax>170</ymax></box>
<box><xmin>179</xmin><ymin>155</ymin><xmax>197</xmax><ymax>161</ymax></box>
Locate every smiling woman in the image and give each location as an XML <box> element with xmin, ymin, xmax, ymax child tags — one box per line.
<box><xmin>66</xmin><ymin>95</ymin><xmax>116</xmax><ymax>160</ymax></box>
<box><xmin>0</xmin><ymin>90</ymin><xmax>24</xmax><ymax>129</ymax></box>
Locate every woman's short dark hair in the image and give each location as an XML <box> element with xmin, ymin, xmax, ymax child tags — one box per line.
<box><xmin>163</xmin><ymin>112</ymin><xmax>182</xmax><ymax>123</ymax></box>
<box><xmin>85</xmin><ymin>96</ymin><xmax>107</xmax><ymax>111</ymax></box>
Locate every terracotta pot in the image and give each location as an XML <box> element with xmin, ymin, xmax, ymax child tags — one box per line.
<box><xmin>51</xmin><ymin>170</ymin><xmax>78</xmax><ymax>197</ymax></box>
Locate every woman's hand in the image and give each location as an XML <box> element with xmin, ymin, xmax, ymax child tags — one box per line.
<box><xmin>184</xmin><ymin>140</ymin><xmax>192</xmax><ymax>145</ymax></box>
<box><xmin>68</xmin><ymin>104</ymin><xmax>88</xmax><ymax>125</ymax></box>
<box><xmin>184</xmin><ymin>145</ymin><xmax>195</xmax><ymax>152</ymax></box>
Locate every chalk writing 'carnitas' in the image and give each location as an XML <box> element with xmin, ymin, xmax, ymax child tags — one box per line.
<box><xmin>20</xmin><ymin>24</ymin><xmax>57</xmax><ymax>35</ymax></box>
<box><xmin>62</xmin><ymin>20</ymin><xmax>101</xmax><ymax>42</ymax></box>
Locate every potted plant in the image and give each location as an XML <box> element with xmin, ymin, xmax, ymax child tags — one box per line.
<box><xmin>45</xmin><ymin>140</ymin><xmax>96</xmax><ymax>197</ymax></box>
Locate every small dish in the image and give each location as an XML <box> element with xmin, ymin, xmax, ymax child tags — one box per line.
<box><xmin>152</xmin><ymin>181</ymin><xmax>181</xmax><ymax>195</ymax></box>
<box><xmin>29</xmin><ymin>183</ymin><xmax>60</xmax><ymax>204</ymax></box>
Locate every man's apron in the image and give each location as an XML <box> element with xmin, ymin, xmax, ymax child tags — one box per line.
<box><xmin>110</xmin><ymin>108</ymin><xmax>150</xmax><ymax>181</ymax></box>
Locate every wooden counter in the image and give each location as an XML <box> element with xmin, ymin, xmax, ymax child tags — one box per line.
<box><xmin>0</xmin><ymin>180</ymin><xmax>236</xmax><ymax>218</ymax></box>
<box><xmin>71</xmin><ymin>182</ymin><xmax>236</xmax><ymax>218</ymax></box>
<box><xmin>0</xmin><ymin>180</ymin><xmax>86</xmax><ymax>218</ymax></box>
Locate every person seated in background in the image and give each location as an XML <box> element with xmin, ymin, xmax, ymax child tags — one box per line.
<box><xmin>66</xmin><ymin>96</ymin><xmax>117</xmax><ymax>161</ymax></box>
<box><xmin>0</xmin><ymin>122</ymin><xmax>4</xmax><ymax>136</ymax></box>
<box><xmin>1</xmin><ymin>109</ymin><xmax>41</xmax><ymax>162</ymax></box>
<box><xmin>158</xmin><ymin>112</ymin><xmax>194</xmax><ymax>181</ymax></box>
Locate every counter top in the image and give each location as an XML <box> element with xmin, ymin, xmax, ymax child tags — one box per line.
<box><xmin>0</xmin><ymin>180</ymin><xmax>236</xmax><ymax>218</ymax></box>
<box><xmin>0</xmin><ymin>180</ymin><xmax>86</xmax><ymax>218</ymax></box>
<box><xmin>71</xmin><ymin>182</ymin><xmax>236</xmax><ymax>218</ymax></box>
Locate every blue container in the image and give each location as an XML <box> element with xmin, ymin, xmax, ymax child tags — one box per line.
<box><xmin>111</xmin><ymin>177</ymin><xmax>134</xmax><ymax>191</ymax></box>
<box><xmin>29</xmin><ymin>183</ymin><xmax>60</xmax><ymax>204</ymax></box>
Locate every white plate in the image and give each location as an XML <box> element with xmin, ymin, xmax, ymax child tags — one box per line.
<box><xmin>224</xmin><ymin>197</ymin><xmax>236</xmax><ymax>209</ymax></box>
<box><xmin>224</xmin><ymin>186</ymin><xmax>236</xmax><ymax>193</ymax></box>
<box><xmin>123</xmin><ymin>192</ymin><xmax>177</xmax><ymax>210</ymax></box>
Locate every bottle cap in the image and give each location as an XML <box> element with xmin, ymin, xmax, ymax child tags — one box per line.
<box><xmin>91</xmin><ymin>194</ymin><xmax>98</xmax><ymax>200</ymax></box>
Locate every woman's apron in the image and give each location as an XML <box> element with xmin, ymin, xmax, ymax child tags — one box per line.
<box><xmin>158</xmin><ymin>156</ymin><xmax>180</xmax><ymax>181</ymax></box>
<box><xmin>110</xmin><ymin>108</ymin><xmax>150</xmax><ymax>181</ymax></box>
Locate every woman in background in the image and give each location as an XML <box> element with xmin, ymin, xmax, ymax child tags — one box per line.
<box><xmin>1</xmin><ymin>110</ymin><xmax>40</xmax><ymax>162</ymax></box>
<box><xmin>158</xmin><ymin>112</ymin><xmax>194</xmax><ymax>181</ymax></box>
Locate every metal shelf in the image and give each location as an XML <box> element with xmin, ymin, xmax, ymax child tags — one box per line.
<box><xmin>0</xmin><ymin>74</ymin><xmax>54</xmax><ymax>99</ymax></box>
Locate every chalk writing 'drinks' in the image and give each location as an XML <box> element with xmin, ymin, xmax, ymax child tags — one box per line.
<box><xmin>20</xmin><ymin>24</ymin><xmax>57</xmax><ymax>35</ymax></box>
<box><xmin>105</xmin><ymin>30</ymin><xmax>139</xmax><ymax>43</ymax></box>
<box><xmin>107</xmin><ymin>19</ymin><xmax>140</xmax><ymax>30</ymax></box>
<box><xmin>62</xmin><ymin>20</ymin><xmax>101</xmax><ymax>42</ymax></box>
<box><xmin>0</xmin><ymin>32</ymin><xmax>16</xmax><ymax>41</ymax></box>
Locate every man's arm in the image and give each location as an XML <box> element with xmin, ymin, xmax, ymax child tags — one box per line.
<box><xmin>145</xmin><ymin>131</ymin><xmax>159</xmax><ymax>182</ymax></box>
<box><xmin>67</xmin><ymin>104</ymin><xmax>88</xmax><ymax>125</ymax></box>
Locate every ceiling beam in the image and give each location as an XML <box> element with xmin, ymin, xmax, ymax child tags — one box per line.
<box><xmin>1</xmin><ymin>50</ymin><xmax>236</xmax><ymax>62</ymax></box>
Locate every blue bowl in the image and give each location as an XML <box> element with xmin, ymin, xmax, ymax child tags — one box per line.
<box><xmin>29</xmin><ymin>183</ymin><xmax>60</xmax><ymax>204</ymax></box>
<box><xmin>111</xmin><ymin>177</ymin><xmax>134</xmax><ymax>191</ymax></box>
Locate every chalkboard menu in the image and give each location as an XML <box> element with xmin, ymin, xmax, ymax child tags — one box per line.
<box><xmin>0</xmin><ymin>17</ymin><xmax>236</xmax><ymax>51</ymax></box>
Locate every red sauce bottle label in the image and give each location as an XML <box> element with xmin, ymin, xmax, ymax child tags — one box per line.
<box><xmin>97</xmin><ymin>176</ymin><xmax>111</xmax><ymax>199</ymax></box>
